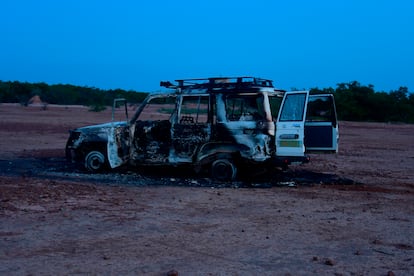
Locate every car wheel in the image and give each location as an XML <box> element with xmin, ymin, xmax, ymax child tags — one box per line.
<box><xmin>85</xmin><ymin>151</ymin><xmax>106</xmax><ymax>172</ymax></box>
<box><xmin>211</xmin><ymin>159</ymin><xmax>237</xmax><ymax>181</ymax></box>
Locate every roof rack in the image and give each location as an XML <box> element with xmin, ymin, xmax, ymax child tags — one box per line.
<box><xmin>160</xmin><ymin>77</ymin><xmax>274</xmax><ymax>91</ymax></box>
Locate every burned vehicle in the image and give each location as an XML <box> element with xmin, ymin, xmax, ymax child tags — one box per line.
<box><xmin>66</xmin><ymin>77</ymin><xmax>338</xmax><ymax>181</ymax></box>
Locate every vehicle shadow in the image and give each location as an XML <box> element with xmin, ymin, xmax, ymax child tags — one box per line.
<box><xmin>0</xmin><ymin>157</ymin><xmax>357</xmax><ymax>189</ymax></box>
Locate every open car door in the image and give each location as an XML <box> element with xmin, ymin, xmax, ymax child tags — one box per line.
<box><xmin>304</xmin><ymin>94</ymin><xmax>338</xmax><ymax>153</ymax></box>
<box><xmin>107</xmin><ymin>98</ymin><xmax>131</xmax><ymax>169</ymax></box>
<box><xmin>275</xmin><ymin>91</ymin><xmax>309</xmax><ymax>158</ymax></box>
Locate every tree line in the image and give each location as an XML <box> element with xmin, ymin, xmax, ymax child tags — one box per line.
<box><xmin>1</xmin><ymin>80</ymin><xmax>413</xmax><ymax>123</ymax></box>
<box><xmin>0</xmin><ymin>80</ymin><xmax>148</xmax><ymax>111</ymax></box>
<box><xmin>310</xmin><ymin>81</ymin><xmax>414</xmax><ymax>123</ymax></box>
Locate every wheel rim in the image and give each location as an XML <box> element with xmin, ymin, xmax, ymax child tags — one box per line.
<box><xmin>211</xmin><ymin>159</ymin><xmax>237</xmax><ymax>181</ymax></box>
<box><xmin>85</xmin><ymin>151</ymin><xmax>105</xmax><ymax>171</ymax></box>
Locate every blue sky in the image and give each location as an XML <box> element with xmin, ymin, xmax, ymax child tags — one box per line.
<box><xmin>1</xmin><ymin>0</ymin><xmax>413</xmax><ymax>92</ymax></box>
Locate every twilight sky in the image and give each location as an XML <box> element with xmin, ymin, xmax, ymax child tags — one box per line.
<box><xmin>1</xmin><ymin>0</ymin><xmax>413</xmax><ymax>92</ymax></box>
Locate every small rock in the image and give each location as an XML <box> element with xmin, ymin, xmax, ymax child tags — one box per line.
<box><xmin>372</xmin><ymin>239</ymin><xmax>382</xmax><ymax>245</ymax></box>
<box><xmin>167</xmin><ymin>270</ymin><xmax>178</xmax><ymax>276</ymax></box>
<box><xmin>324</xmin><ymin>258</ymin><xmax>335</xmax><ymax>266</ymax></box>
<box><xmin>387</xmin><ymin>271</ymin><xmax>395</xmax><ymax>276</ymax></box>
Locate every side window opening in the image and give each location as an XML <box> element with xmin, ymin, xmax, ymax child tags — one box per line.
<box><xmin>132</xmin><ymin>96</ymin><xmax>177</xmax><ymax>157</ymax></box>
<box><xmin>306</xmin><ymin>96</ymin><xmax>336</xmax><ymax>123</ymax></box>
<box><xmin>179</xmin><ymin>95</ymin><xmax>209</xmax><ymax>124</ymax></box>
<box><xmin>225</xmin><ymin>94</ymin><xmax>264</xmax><ymax>121</ymax></box>
<box><xmin>269</xmin><ymin>95</ymin><xmax>283</xmax><ymax>121</ymax></box>
<box><xmin>137</xmin><ymin>96</ymin><xmax>177</xmax><ymax>121</ymax></box>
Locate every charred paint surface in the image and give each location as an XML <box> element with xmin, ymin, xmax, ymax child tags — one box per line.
<box><xmin>211</xmin><ymin>92</ymin><xmax>276</xmax><ymax>162</ymax></box>
<box><xmin>170</xmin><ymin>123</ymin><xmax>210</xmax><ymax>162</ymax></box>
<box><xmin>66</xmin><ymin>122</ymin><xmax>128</xmax><ymax>164</ymax></box>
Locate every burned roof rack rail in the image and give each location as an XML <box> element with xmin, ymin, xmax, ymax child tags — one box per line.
<box><xmin>160</xmin><ymin>76</ymin><xmax>274</xmax><ymax>92</ymax></box>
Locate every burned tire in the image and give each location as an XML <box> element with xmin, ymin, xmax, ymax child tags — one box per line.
<box><xmin>85</xmin><ymin>151</ymin><xmax>106</xmax><ymax>172</ymax></box>
<box><xmin>211</xmin><ymin>159</ymin><xmax>237</xmax><ymax>181</ymax></box>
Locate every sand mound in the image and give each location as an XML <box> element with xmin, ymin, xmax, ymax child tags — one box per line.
<box><xmin>28</xmin><ymin>95</ymin><xmax>43</xmax><ymax>105</ymax></box>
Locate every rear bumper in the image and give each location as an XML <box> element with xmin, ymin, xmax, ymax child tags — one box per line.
<box><xmin>273</xmin><ymin>155</ymin><xmax>310</xmax><ymax>167</ymax></box>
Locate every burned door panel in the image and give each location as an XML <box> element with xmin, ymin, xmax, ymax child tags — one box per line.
<box><xmin>107</xmin><ymin>99</ymin><xmax>131</xmax><ymax>169</ymax></box>
<box><xmin>107</xmin><ymin>125</ymin><xmax>130</xmax><ymax>168</ymax></box>
<box><xmin>170</xmin><ymin>95</ymin><xmax>210</xmax><ymax>162</ymax></box>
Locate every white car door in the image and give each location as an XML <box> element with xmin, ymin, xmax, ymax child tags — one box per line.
<box><xmin>275</xmin><ymin>91</ymin><xmax>309</xmax><ymax>157</ymax></box>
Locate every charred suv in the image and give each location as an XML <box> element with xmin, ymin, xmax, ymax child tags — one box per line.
<box><xmin>66</xmin><ymin>77</ymin><xmax>338</xmax><ymax>181</ymax></box>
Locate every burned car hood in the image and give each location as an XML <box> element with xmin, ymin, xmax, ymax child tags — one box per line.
<box><xmin>73</xmin><ymin>121</ymin><xmax>128</xmax><ymax>133</ymax></box>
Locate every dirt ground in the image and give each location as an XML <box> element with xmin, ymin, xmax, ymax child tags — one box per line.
<box><xmin>0</xmin><ymin>103</ymin><xmax>413</xmax><ymax>275</ymax></box>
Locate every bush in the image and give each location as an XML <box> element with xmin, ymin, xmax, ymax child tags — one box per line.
<box><xmin>88</xmin><ymin>104</ymin><xmax>107</xmax><ymax>112</ymax></box>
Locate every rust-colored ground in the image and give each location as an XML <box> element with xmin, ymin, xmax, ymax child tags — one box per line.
<box><xmin>0</xmin><ymin>103</ymin><xmax>413</xmax><ymax>275</ymax></box>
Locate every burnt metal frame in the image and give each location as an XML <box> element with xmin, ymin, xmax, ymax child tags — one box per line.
<box><xmin>161</xmin><ymin>77</ymin><xmax>275</xmax><ymax>92</ymax></box>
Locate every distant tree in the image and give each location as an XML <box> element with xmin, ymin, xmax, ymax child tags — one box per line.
<box><xmin>389</xmin><ymin>87</ymin><xmax>412</xmax><ymax>122</ymax></box>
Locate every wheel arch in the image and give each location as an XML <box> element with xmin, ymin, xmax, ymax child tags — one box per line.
<box><xmin>195</xmin><ymin>142</ymin><xmax>247</xmax><ymax>167</ymax></box>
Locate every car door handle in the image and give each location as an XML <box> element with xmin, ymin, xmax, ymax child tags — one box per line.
<box><xmin>279</xmin><ymin>134</ymin><xmax>299</xmax><ymax>139</ymax></box>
